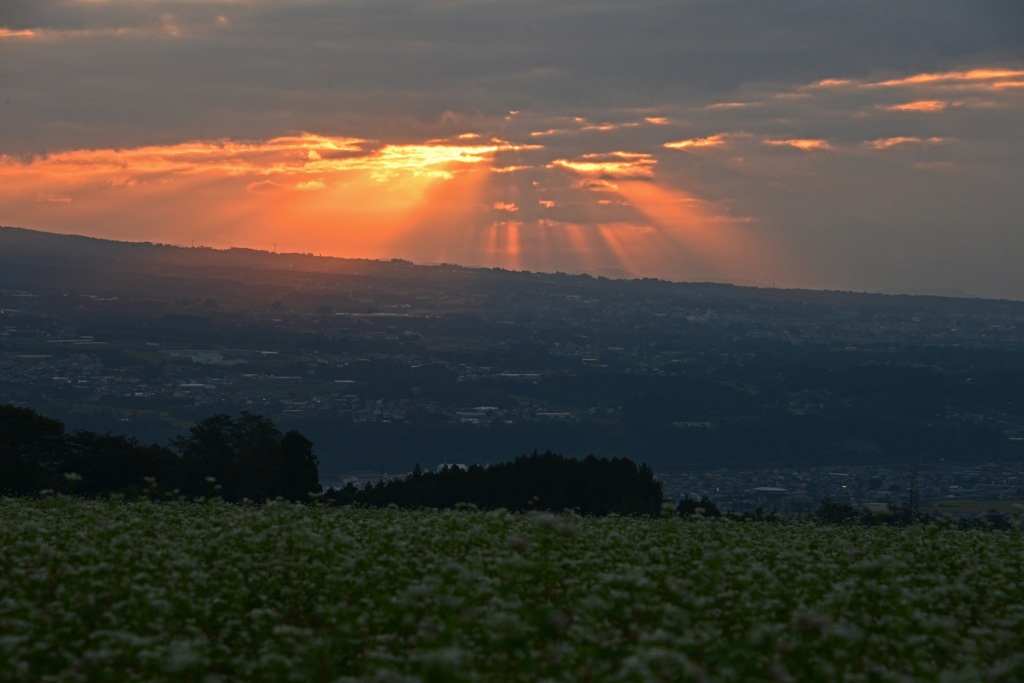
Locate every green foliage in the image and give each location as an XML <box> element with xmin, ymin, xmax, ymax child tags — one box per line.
<box><xmin>2</xmin><ymin>498</ymin><xmax>1023</xmax><ymax>681</ymax></box>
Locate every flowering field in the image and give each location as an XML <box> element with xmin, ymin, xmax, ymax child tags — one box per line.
<box><xmin>2</xmin><ymin>497</ymin><xmax>1023</xmax><ymax>682</ymax></box>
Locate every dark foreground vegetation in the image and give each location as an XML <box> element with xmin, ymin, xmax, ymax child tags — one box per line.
<box><xmin>677</xmin><ymin>493</ymin><xmax>1017</xmax><ymax>531</ymax></box>
<box><xmin>4</xmin><ymin>403</ymin><xmax>1018</xmax><ymax>529</ymax></box>
<box><xmin>0</xmin><ymin>404</ymin><xmax>319</xmax><ymax>502</ymax></box>
<box><xmin>324</xmin><ymin>450</ymin><xmax>664</xmax><ymax>516</ymax></box>
<box><xmin>2</xmin><ymin>404</ymin><xmax>665</xmax><ymax>514</ymax></box>
<box><xmin>4</xmin><ymin>498</ymin><xmax>1023</xmax><ymax>682</ymax></box>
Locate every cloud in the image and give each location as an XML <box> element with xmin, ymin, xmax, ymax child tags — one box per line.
<box><xmin>880</xmin><ymin>100</ymin><xmax>950</xmax><ymax>113</ymax></box>
<box><xmin>0</xmin><ymin>1</ymin><xmax>1015</xmax><ymax>155</ymax></box>
<box><xmin>0</xmin><ymin>134</ymin><xmax>542</xmax><ymax>189</ymax></box>
<box><xmin>762</xmin><ymin>138</ymin><xmax>832</xmax><ymax>151</ymax></box>
<box><xmin>664</xmin><ymin>135</ymin><xmax>728</xmax><ymax>150</ymax></box>
<box><xmin>863</xmin><ymin>137</ymin><xmax>954</xmax><ymax>150</ymax></box>
<box><xmin>873</xmin><ymin>69</ymin><xmax>1024</xmax><ymax>88</ymax></box>
<box><xmin>550</xmin><ymin>152</ymin><xmax>656</xmax><ymax>180</ymax></box>
<box><xmin>2</xmin><ymin>1</ymin><xmax>1024</xmax><ymax>298</ymax></box>
<box><xmin>0</xmin><ymin>28</ymin><xmax>37</xmax><ymax>39</ymax></box>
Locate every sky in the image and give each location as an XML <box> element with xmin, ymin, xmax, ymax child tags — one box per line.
<box><xmin>2</xmin><ymin>1</ymin><xmax>1023</xmax><ymax>299</ymax></box>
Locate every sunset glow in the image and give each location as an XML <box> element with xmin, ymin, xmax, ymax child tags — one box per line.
<box><xmin>3</xmin><ymin>1</ymin><xmax>1023</xmax><ymax>298</ymax></box>
<box><xmin>875</xmin><ymin>69</ymin><xmax>1024</xmax><ymax>88</ymax></box>
<box><xmin>0</xmin><ymin>27</ymin><xmax>37</xmax><ymax>39</ymax></box>
<box><xmin>550</xmin><ymin>153</ymin><xmax>656</xmax><ymax>179</ymax></box>
<box><xmin>664</xmin><ymin>135</ymin><xmax>727</xmax><ymax>150</ymax></box>
<box><xmin>0</xmin><ymin>134</ymin><xmax>532</xmax><ymax>257</ymax></box>
<box><xmin>0</xmin><ymin>130</ymin><xmax>791</xmax><ymax>286</ymax></box>
<box><xmin>864</xmin><ymin>137</ymin><xmax>953</xmax><ymax>150</ymax></box>
<box><xmin>609</xmin><ymin>180</ymin><xmax>792</xmax><ymax>285</ymax></box>
<box><xmin>883</xmin><ymin>100</ymin><xmax>950</xmax><ymax>112</ymax></box>
<box><xmin>763</xmin><ymin>139</ymin><xmax>832</xmax><ymax>151</ymax></box>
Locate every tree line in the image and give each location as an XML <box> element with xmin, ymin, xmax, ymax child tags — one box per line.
<box><xmin>2</xmin><ymin>403</ymin><xmax>1016</xmax><ymax>527</ymax></box>
<box><xmin>0</xmin><ymin>405</ymin><xmax>320</xmax><ymax>502</ymax></box>
<box><xmin>323</xmin><ymin>450</ymin><xmax>664</xmax><ymax>516</ymax></box>
<box><xmin>1</xmin><ymin>405</ymin><xmax>664</xmax><ymax>515</ymax></box>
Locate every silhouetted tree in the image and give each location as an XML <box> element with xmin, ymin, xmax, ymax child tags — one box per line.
<box><xmin>1</xmin><ymin>404</ymin><xmax>187</xmax><ymax>496</ymax></box>
<box><xmin>172</xmin><ymin>412</ymin><xmax>320</xmax><ymax>501</ymax></box>
<box><xmin>279</xmin><ymin>430</ymin><xmax>321</xmax><ymax>501</ymax></box>
<box><xmin>816</xmin><ymin>498</ymin><xmax>859</xmax><ymax>526</ymax></box>
<box><xmin>0</xmin><ymin>404</ymin><xmax>64</xmax><ymax>493</ymax></box>
<box><xmin>323</xmin><ymin>450</ymin><xmax>663</xmax><ymax>516</ymax></box>
<box><xmin>59</xmin><ymin>431</ymin><xmax>182</xmax><ymax>496</ymax></box>
<box><xmin>677</xmin><ymin>495</ymin><xmax>721</xmax><ymax>518</ymax></box>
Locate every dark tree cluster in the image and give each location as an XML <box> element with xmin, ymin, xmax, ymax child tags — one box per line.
<box><xmin>676</xmin><ymin>495</ymin><xmax>722</xmax><ymax>518</ymax></box>
<box><xmin>0</xmin><ymin>405</ymin><xmax>320</xmax><ymax>502</ymax></box>
<box><xmin>171</xmin><ymin>412</ymin><xmax>321</xmax><ymax>502</ymax></box>
<box><xmin>324</xmin><ymin>450</ymin><xmax>664</xmax><ymax>516</ymax></box>
<box><xmin>1</xmin><ymin>404</ymin><xmax>182</xmax><ymax>496</ymax></box>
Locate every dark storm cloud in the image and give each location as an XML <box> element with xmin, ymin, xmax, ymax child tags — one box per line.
<box><xmin>2</xmin><ymin>0</ymin><xmax>1020</xmax><ymax>154</ymax></box>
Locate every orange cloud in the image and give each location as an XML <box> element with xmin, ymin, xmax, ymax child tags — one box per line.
<box><xmin>812</xmin><ymin>69</ymin><xmax>1024</xmax><ymax>93</ymax></box>
<box><xmin>863</xmin><ymin>136</ymin><xmax>953</xmax><ymax>150</ymax></box>
<box><xmin>0</xmin><ymin>27</ymin><xmax>37</xmax><ymax>39</ymax></box>
<box><xmin>0</xmin><ymin>130</ymin><xmax>805</xmax><ymax>288</ymax></box>
<box><xmin>811</xmin><ymin>78</ymin><xmax>855</xmax><ymax>88</ymax></box>
<box><xmin>705</xmin><ymin>102</ymin><xmax>752</xmax><ymax>110</ymax></box>
<box><xmin>664</xmin><ymin>135</ymin><xmax>727</xmax><ymax>150</ymax></box>
<box><xmin>874</xmin><ymin>68</ymin><xmax>1024</xmax><ymax>88</ymax></box>
<box><xmin>530</xmin><ymin>129</ymin><xmax>569</xmax><ymax>137</ymax></box>
<box><xmin>1</xmin><ymin>134</ymin><xmax>537</xmax><ymax>185</ymax></box>
<box><xmin>550</xmin><ymin>152</ymin><xmax>656</xmax><ymax>179</ymax></box>
<box><xmin>763</xmin><ymin>138</ymin><xmax>831</xmax><ymax>151</ymax></box>
<box><xmin>0</xmin><ymin>12</ymin><xmax>233</xmax><ymax>42</ymax></box>
<box><xmin>882</xmin><ymin>100</ymin><xmax>949</xmax><ymax>112</ymax></box>
<box><xmin>0</xmin><ymin>133</ymin><xmax>535</xmax><ymax>256</ymax></box>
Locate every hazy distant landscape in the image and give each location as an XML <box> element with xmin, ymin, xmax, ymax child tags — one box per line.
<box><xmin>3</xmin><ymin>225</ymin><xmax>1023</xmax><ymax>504</ymax></box>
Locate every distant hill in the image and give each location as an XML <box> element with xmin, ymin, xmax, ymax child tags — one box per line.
<box><xmin>2</xmin><ymin>225</ymin><xmax>1023</xmax><ymax>475</ymax></box>
<box><xmin>4</xmin><ymin>225</ymin><xmax>1022</xmax><ymax>313</ymax></box>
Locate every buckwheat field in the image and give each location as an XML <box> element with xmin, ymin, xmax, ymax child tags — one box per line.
<box><xmin>3</xmin><ymin>496</ymin><xmax>1023</xmax><ymax>682</ymax></box>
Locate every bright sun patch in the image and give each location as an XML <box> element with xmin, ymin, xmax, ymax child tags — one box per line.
<box><xmin>0</xmin><ymin>122</ymin><xmax>809</xmax><ymax>288</ymax></box>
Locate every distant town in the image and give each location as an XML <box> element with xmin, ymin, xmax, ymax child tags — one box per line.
<box><xmin>2</xmin><ymin>226</ymin><xmax>1023</xmax><ymax>513</ymax></box>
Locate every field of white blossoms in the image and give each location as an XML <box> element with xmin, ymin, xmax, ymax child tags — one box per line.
<box><xmin>2</xmin><ymin>496</ymin><xmax>1023</xmax><ymax>682</ymax></box>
